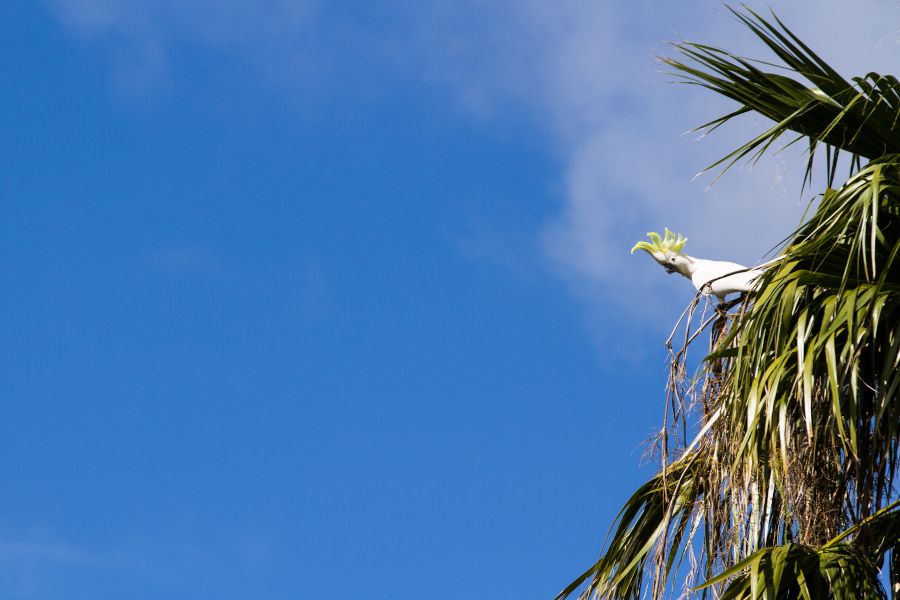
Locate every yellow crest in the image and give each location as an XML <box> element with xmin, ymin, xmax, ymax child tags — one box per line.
<box><xmin>630</xmin><ymin>228</ymin><xmax>688</xmax><ymax>254</ymax></box>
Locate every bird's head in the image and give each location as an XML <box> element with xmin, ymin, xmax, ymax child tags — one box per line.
<box><xmin>631</xmin><ymin>229</ymin><xmax>690</xmax><ymax>276</ymax></box>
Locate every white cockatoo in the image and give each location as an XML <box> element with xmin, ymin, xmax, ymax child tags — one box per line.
<box><xmin>631</xmin><ymin>229</ymin><xmax>772</xmax><ymax>301</ymax></box>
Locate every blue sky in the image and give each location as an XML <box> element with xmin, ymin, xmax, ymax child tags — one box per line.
<box><xmin>2</xmin><ymin>1</ymin><xmax>898</xmax><ymax>598</ymax></box>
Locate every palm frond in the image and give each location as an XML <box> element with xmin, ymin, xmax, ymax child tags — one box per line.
<box><xmin>661</xmin><ymin>6</ymin><xmax>900</xmax><ymax>187</ymax></box>
<box><xmin>555</xmin><ymin>452</ymin><xmax>707</xmax><ymax>600</ymax></box>
<box><xmin>698</xmin><ymin>542</ymin><xmax>885</xmax><ymax>600</ymax></box>
<box><xmin>697</xmin><ymin>501</ymin><xmax>900</xmax><ymax>600</ymax></box>
<box><xmin>560</xmin><ymin>7</ymin><xmax>900</xmax><ymax>600</ymax></box>
<box><xmin>714</xmin><ymin>157</ymin><xmax>900</xmax><ymax>532</ymax></box>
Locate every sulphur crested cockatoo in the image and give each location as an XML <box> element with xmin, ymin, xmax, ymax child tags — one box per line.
<box><xmin>631</xmin><ymin>229</ymin><xmax>771</xmax><ymax>301</ymax></box>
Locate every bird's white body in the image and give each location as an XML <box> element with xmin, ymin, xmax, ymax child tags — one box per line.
<box><xmin>639</xmin><ymin>249</ymin><xmax>767</xmax><ymax>301</ymax></box>
<box><xmin>670</xmin><ymin>254</ymin><xmax>765</xmax><ymax>300</ymax></box>
<box><xmin>631</xmin><ymin>230</ymin><xmax>777</xmax><ymax>301</ymax></box>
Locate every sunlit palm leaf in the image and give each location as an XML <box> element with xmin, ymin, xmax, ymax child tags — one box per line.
<box><xmin>554</xmin><ymin>453</ymin><xmax>707</xmax><ymax>600</ymax></box>
<box><xmin>559</xmin><ymin>7</ymin><xmax>900</xmax><ymax>600</ymax></box>
<box><xmin>715</xmin><ymin>157</ymin><xmax>900</xmax><ymax>531</ymax></box>
<box><xmin>698</xmin><ymin>501</ymin><xmax>900</xmax><ymax>600</ymax></box>
<box><xmin>661</xmin><ymin>6</ymin><xmax>900</xmax><ymax>186</ymax></box>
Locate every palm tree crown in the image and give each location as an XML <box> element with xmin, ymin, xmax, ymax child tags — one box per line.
<box><xmin>560</xmin><ymin>7</ymin><xmax>900</xmax><ymax>599</ymax></box>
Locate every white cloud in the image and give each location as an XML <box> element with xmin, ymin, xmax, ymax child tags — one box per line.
<box><xmin>46</xmin><ymin>0</ymin><xmax>318</xmax><ymax>46</ymax></box>
<box><xmin>44</xmin><ymin>0</ymin><xmax>900</xmax><ymax>341</ymax></box>
<box><xmin>43</xmin><ymin>0</ymin><xmax>320</xmax><ymax>93</ymax></box>
<box><xmin>0</xmin><ymin>534</ymin><xmax>108</xmax><ymax>598</ymax></box>
<box><xmin>407</xmin><ymin>0</ymin><xmax>900</xmax><ymax>341</ymax></box>
<box><xmin>0</xmin><ymin>538</ymin><xmax>99</xmax><ymax>566</ymax></box>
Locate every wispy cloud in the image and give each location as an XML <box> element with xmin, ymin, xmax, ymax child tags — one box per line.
<box><xmin>0</xmin><ymin>537</ymin><xmax>100</xmax><ymax>566</ymax></box>
<box><xmin>0</xmin><ymin>526</ymin><xmax>287</xmax><ymax>598</ymax></box>
<box><xmin>143</xmin><ymin>243</ymin><xmax>224</xmax><ymax>276</ymax></box>
<box><xmin>0</xmin><ymin>533</ymin><xmax>109</xmax><ymax>598</ymax></box>
<box><xmin>43</xmin><ymin>0</ymin><xmax>900</xmax><ymax>341</ymax></box>
<box><xmin>409</xmin><ymin>0</ymin><xmax>900</xmax><ymax>340</ymax></box>
<box><xmin>452</xmin><ymin>215</ymin><xmax>540</xmax><ymax>280</ymax></box>
<box><xmin>43</xmin><ymin>0</ymin><xmax>320</xmax><ymax>93</ymax></box>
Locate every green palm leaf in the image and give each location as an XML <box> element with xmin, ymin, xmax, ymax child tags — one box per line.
<box><xmin>698</xmin><ymin>501</ymin><xmax>900</xmax><ymax>599</ymax></box>
<box><xmin>661</xmin><ymin>6</ymin><xmax>900</xmax><ymax>186</ymax></box>
<box><xmin>559</xmin><ymin>7</ymin><xmax>900</xmax><ymax>600</ymax></box>
<box><xmin>554</xmin><ymin>453</ymin><xmax>707</xmax><ymax>600</ymax></box>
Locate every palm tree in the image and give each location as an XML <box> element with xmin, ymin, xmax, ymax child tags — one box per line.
<box><xmin>558</xmin><ymin>7</ymin><xmax>900</xmax><ymax>599</ymax></box>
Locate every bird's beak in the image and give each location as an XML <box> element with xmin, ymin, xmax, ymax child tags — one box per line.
<box><xmin>664</xmin><ymin>266</ymin><xmax>675</xmax><ymax>274</ymax></box>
